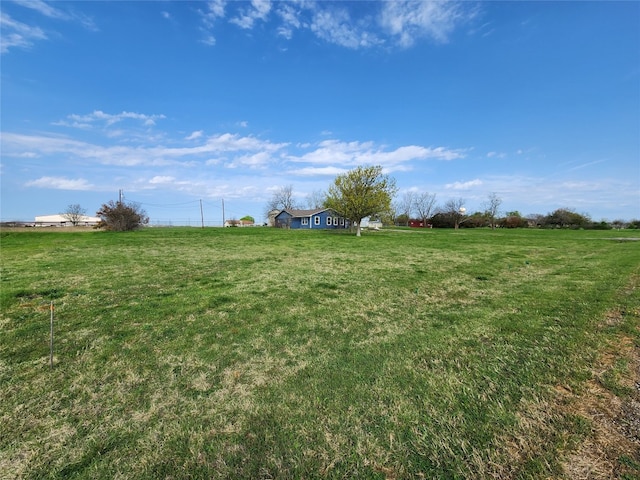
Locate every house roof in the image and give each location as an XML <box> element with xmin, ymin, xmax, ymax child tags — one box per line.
<box><xmin>278</xmin><ymin>208</ymin><xmax>330</xmax><ymax>218</ymax></box>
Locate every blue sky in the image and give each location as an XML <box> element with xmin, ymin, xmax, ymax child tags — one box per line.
<box><xmin>1</xmin><ymin>0</ymin><xmax>638</xmax><ymax>225</ymax></box>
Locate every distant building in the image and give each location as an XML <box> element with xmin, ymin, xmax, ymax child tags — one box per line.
<box><xmin>266</xmin><ymin>210</ymin><xmax>280</xmax><ymax>227</ymax></box>
<box><xmin>224</xmin><ymin>219</ymin><xmax>254</xmax><ymax>227</ymax></box>
<box><xmin>408</xmin><ymin>219</ymin><xmax>431</xmax><ymax>228</ymax></box>
<box><xmin>34</xmin><ymin>214</ymin><xmax>101</xmax><ymax>227</ymax></box>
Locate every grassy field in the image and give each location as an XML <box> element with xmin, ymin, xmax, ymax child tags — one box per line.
<box><xmin>1</xmin><ymin>227</ymin><xmax>638</xmax><ymax>479</ymax></box>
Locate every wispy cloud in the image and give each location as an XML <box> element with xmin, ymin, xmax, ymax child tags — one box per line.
<box><xmin>287</xmin><ymin>140</ymin><xmax>465</xmax><ymax>169</ymax></box>
<box><xmin>25</xmin><ymin>176</ymin><xmax>94</xmax><ymax>190</ymax></box>
<box><xmin>276</xmin><ymin>3</ymin><xmax>302</xmax><ymax>39</ymax></box>
<box><xmin>1</xmin><ymin>129</ymin><xmax>288</xmax><ymax>168</ymax></box>
<box><xmin>196</xmin><ymin>1</ymin><xmax>469</xmax><ymax>50</ymax></box>
<box><xmin>288</xmin><ymin>166</ymin><xmax>347</xmax><ymax>176</ymax></box>
<box><xmin>185</xmin><ymin>130</ymin><xmax>204</xmax><ymax>141</ymax></box>
<box><xmin>565</xmin><ymin>159</ymin><xmax>607</xmax><ymax>172</ymax></box>
<box><xmin>230</xmin><ymin>0</ymin><xmax>271</xmax><ymax>29</ymax></box>
<box><xmin>445</xmin><ymin>179</ymin><xmax>483</xmax><ymax>190</ymax></box>
<box><xmin>309</xmin><ymin>6</ymin><xmax>382</xmax><ymax>49</ymax></box>
<box><xmin>3</xmin><ymin>114</ymin><xmax>464</xmax><ymax>182</ymax></box>
<box><xmin>379</xmin><ymin>1</ymin><xmax>472</xmax><ymax>46</ymax></box>
<box><xmin>2</xmin><ymin>0</ymin><xmax>97</xmax><ymax>54</ymax></box>
<box><xmin>0</xmin><ymin>12</ymin><xmax>47</xmax><ymax>53</ymax></box>
<box><xmin>198</xmin><ymin>0</ymin><xmax>227</xmax><ymax>45</ymax></box>
<box><xmin>55</xmin><ymin>110</ymin><xmax>166</xmax><ymax>129</ymax></box>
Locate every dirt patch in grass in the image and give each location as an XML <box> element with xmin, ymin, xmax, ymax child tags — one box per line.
<box><xmin>560</xmin><ymin>330</ymin><xmax>640</xmax><ymax>479</ymax></box>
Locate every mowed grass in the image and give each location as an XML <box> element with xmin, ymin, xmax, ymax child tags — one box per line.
<box><xmin>1</xmin><ymin>227</ymin><xmax>638</xmax><ymax>479</ymax></box>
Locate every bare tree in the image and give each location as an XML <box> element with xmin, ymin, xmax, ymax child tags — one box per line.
<box><xmin>414</xmin><ymin>192</ymin><xmax>437</xmax><ymax>225</ymax></box>
<box><xmin>266</xmin><ymin>185</ymin><xmax>298</xmax><ymax>214</ymax></box>
<box><xmin>62</xmin><ymin>204</ymin><xmax>86</xmax><ymax>226</ymax></box>
<box><xmin>398</xmin><ymin>192</ymin><xmax>416</xmax><ymax>226</ymax></box>
<box><xmin>306</xmin><ymin>190</ymin><xmax>326</xmax><ymax>209</ymax></box>
<box><xmin>443</xmin><ymin>198</ymin><xmax>466</xmax><ymax>229</ymax></box>
<box><xmin>482</xmin><ymin>192</ymin><xmax>502</xmax><ymax>230</ymax></box>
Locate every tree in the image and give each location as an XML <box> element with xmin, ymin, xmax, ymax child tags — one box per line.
<box><xmin>240</xmin><ymin>215</ymin><xmax>255</xmax><ymax>223</ymax></box>
<box><xmin>397</xmin><ymin>192</ymin><xmax>416</xmax><ymax>226</ymax></box>
<box><xmin>61</xmin><ymin>204</ymin><xmax>86</xmax><ymax>226</ymax></box>
<box><xmin>502</xmin><ymin>211</ymin><xmax>528</xmax><ymax>228</ymax></box>
<box><xmin>544</xmin><ymin>208</ymin><xmax>591</xmax><ymax>229</ymax></box>
<box><xmin>442</xmin><ymin>198</ymin><xmax>466</xmax><ymax>229</ymax></box>
<box><xmin>482</xmin><ymin>192</ymin><xmax>502</xmax><ymax>230</ymax></box>
<box><xmin>266</xmin><ymin>185</ymin><xmax>297</xmax><ymax>211</ymax></box>
<box><xmin>414</xmin><ymin>192</ymin><xmax>437</xmax><ymax>225</ymax></box>
<box><xmin>325</xmin><ymin>165</ymin><xmax>397</xmax><ymax>237</ymax></box>
<box><xmin>305</xmin><ymin>190</ymin><xmax>326</xmax><ymax>209</ymax></box>
<box><xmin>96</xmin><ymin>200</ymin><xmax>149</xmax><ymax>231</ymax></box>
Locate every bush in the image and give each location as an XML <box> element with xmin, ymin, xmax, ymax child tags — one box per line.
<box><xmin>96</xmin><ymin>200</ymin><xmax>149</xmax><ymax>231</ymax></box>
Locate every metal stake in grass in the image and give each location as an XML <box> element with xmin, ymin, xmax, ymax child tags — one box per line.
<box><xmin>49</xmin><ymin>301</ymin><xmax>54</xmax><ymax>369</ymax></box>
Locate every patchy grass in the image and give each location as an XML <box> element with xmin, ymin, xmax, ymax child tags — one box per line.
<box><xmin>1</xmin><ymin>227</ymin><xmax>639</xmax><ymax>479</ymax></box>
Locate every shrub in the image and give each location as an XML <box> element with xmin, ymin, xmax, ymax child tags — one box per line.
<box><xmin>96</xmin><ymin>200</ymin><xmax>149</xmax><ymax>231</ymax></box>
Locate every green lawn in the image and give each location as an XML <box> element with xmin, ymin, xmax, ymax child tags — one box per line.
<box><xmin>1</xmin><ymin>227</ymin><xmax>638</xmax><ymax>479</ymax></box>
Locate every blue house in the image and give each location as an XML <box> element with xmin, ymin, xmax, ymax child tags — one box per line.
<box><xmin>274</xmin><ymin>208</ymin><xmax>350</xmax><ymax>230</ymax></box>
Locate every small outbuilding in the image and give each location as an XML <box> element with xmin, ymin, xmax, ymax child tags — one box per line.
<box><xmin>409</xmin><ymin>219</ymin><xmax>431</xmax><ymax>228</ymax></box>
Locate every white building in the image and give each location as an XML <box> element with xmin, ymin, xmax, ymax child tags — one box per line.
<box><xmin>34</xmin><ymin>214</ymin><xmax>101</xmax><ymax>227</ymax></box>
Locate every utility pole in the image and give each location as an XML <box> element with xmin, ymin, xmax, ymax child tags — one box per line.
<box><xmin>222</xmin><ymin>198</ymin><xmax>225</xmax><ymax>227</ymax></box>
<box><xmin>118</xmin><ymin>189</ymin><xmax>123</xmax><ymax>203</ymax></box>
<box><xmin>200</xmin><ymin>199</ymin><xmax>204</xmax><ymax>228</ymax></box>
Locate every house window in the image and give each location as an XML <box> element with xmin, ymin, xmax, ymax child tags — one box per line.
<box><xmin>314</xmin><ymin>216</ymin><xmax>320</xmax><ymax>225</ymax></box>
<box><xmin>333</xmin><ymin>217</ymin><xmax>338</xmax><ymax>226</ymax></box>
<box><xmin>339</xmin><ymin>218</ymin><xmax>344</xmax><ymax>226</ymax></box>
<box><xmin>326</xmin><ymin>216</ymin><xmax>332</xmax><ymax>225</ymax></box>
<box><xmin>302</xmin><ymin>217</ymin><xmax>309</xmax><ymax>226</ymax></box>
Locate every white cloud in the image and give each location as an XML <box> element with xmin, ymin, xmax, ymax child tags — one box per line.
<box><xmin>201</xmin><ymin>0</ymin><xmax>226</xmax><ymax>27</ymax></box>
<box><xmin>161</xmin><ymin>11</ymin><xmax>171</xmax><ymax>20</ymax></box>
<box><xmin>185</xmin><ymin>130</ymin><xmax>204</xmax><ymax>141</ymax></box>
<box><xmin>289</xmin><ymin>166</ymin><xmax>347</xmax><ymax>176</ymax></box>
<box><xmin>0</xmin><ymin>12</ymin><xmax>47</xmax><ymax>54</ymax></box>
<box><xmin>55</xmin><ymin>111</ymin><xmax>166</xmax><ymax>131</ymax></box>
<box><xmin>4</xmin><ymin>0</ymin><xmax>97</xmax><ymax>52</ymax></box>
<box><xmin>379</xmin><ymin>1</ymin><xmax>470</xmax><ymax>47</ymax></box>
<box><xmin>230</xmin><ymin>0</ymin><xmax>272</xmax><ymax>29</ymax></box>
<box><xmin>287</xmin><ymin>140</ymin><xmax>465</xmax><ymax>168</ymax></box>
<box><xmin>193</xmin><ymin>1</ymin><xmax>469</xmax><ymax>50</ymax></box>
<box><xmin>201</xmin><ymin>34</ymin><xmax>216</xmax><ymax>46</ymax></box>
<box><xmin>13</xmin><ymin>0</ymin><xmax>70</xmax><ymax>20</ymax></box>
<box><xmin>310</xmin><ymin>6</ymin><xmax>382</xmax><ymax>49</ymax></box>
<box><xmin>226</xmin><ymin>151</ymin><xmax>272</xmax><ymax>169</ymax></box>
<box><xmin>276</xmin><ymin>3</ymin><xmax>301</xmax><ymax>39</ymax></box>
<box><xmin>149</xmin><ymin>175</ymin><xmax>175</xmax><ymax>184</ymax></box>
<box><xmin>198</xmin><ymin>0</ymin><xmax>227</xmax><ymax>45</ymax></box>
<box><xmin>25</xmin><ymin>176</ymin><xmax>93</xmax><ymax>190</ymax></box>
<box><xmin>445</xmin><ymin>179</ymin><xmax>483</xmax><ymax>190</ymax></box>
<box><xmin>1</xmin><ymin>130</ymin><xmax>288</xmax><ymax>167</ymax></box>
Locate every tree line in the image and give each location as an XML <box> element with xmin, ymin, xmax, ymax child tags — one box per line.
<box><xmin>266</xmin><ymin>166</ymin><xmax>640</xmax><ymax>233</ymax></box>
<box><xmin>61</xmin><ymin>165</ymin><xmax>637</xmax><ymax>233</ymax></box>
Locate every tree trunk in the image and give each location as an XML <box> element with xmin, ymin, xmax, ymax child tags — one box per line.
<box><xmin>356</xmin><ymin>220</ymin><xmax>362</xmax><ymax>237</ymax></box>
